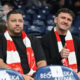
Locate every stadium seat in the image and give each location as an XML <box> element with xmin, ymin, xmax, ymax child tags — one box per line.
<box><xmin>45</xmin><ymin>26</ymin><xmax>54</xmax><ymax>34</ymax></box>
<box><xmin>33</xmin><ymin>14</ymin><xmax>46</xmax><ymax>21</ymax></box>
<box><xmin>71</xmin><ymin>25</ymin><xmax>79</xmax><ymax>37</ymax></box>
<box><xmin>73</xmin><ymin>15</ymin><xmax>80</xmax><ymax>28</ymax></box>
<box><xmin>26</xmin><ymin>25</ymin><xmax>46</xmax><ymax>36</ymax></box>
<box><xmin>0</xmin><ymin>68</ymin><xmax>24</xmax><ymax>80</ymax></box>
<box><xmin>47</xmin><ymin>14</ymin><xmax>55</xmax><ymax>20</ymax></box>
<box><xmin>26</xmin><ymin>6</ymin><xmax>39</xmax><ymax>15</ymax></box>
<box><xmin>34</xmin><ymin>65</ymin><xmax>79</xmax><ymax>80</ymax></box>
<box><xmin>38</xmin><ymin>9</ymin><xmax>49</xmax><ymax>16</ymax></box>
<box><xmin>46</xmin><ymin>14</ymin><xmax>55</xmax><ymax>26</ymax></box>
<box><xmin>23</xmin><ymin>13</ymin><xmax>32</xmax><ymax>21</ymax></box>
<box><xmin>40</xmin><ymin>5</ymin><xmax>51</xmax><ymax>11</ymax></box>
<box><xmin>32</xmin><ymin>19</ymin><xmax>45</xmax><ymax>26</ymax></box>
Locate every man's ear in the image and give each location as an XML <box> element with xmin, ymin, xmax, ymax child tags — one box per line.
<box><xmin>6</xmin><ymin>21</ymin><xmax>8</xmax><ymax>27</ymax></box>
<box><xmin>54</xmin><ymin>17</ymin><xmax>57</xmax><ymax>24</ymax></box>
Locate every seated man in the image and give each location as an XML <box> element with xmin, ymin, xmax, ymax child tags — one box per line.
<box><xmin>0</xmin><ymin>10</ymin><xmax>47</xmax><ymax>80</ymax></box>
<box><xmin>41</xmin><ymin>8</ymin><xmax>80</xmax><ymax>78</ymax></box>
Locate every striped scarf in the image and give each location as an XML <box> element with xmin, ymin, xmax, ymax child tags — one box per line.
<box><xmin>4</xmin><ymin>30</ymin><xmax>37</xmax><ymax>74</ymax></box>
<box><xmin>54</xmin><ymin>27</ymin><xmax>78</xmax><ymax>72</ymax></box>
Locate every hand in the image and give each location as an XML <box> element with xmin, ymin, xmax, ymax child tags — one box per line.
<box><xmin>22</xmin><ymin>74</ymin><xmax>34</xmax><ymax>80</ymax></box>
<box><xmin>77</xmin><ymin>72</ymin><xmax>80</xmax><ymax>79</ymax></box>
<box><xmin>60</xmin><ymin>44</ymin><xmax>70</xmax><ymax>58</ymax></box>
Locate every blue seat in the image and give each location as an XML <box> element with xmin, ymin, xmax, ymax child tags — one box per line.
<box><xmin>73</xmin><ymin>15</ymin><xmax>80</xmax><ymax>28</ymax></box>
<box><xmin>38</xmin><ymin>9</ymin><xmax>49</xmax><ymax>15</ymax></box>
<box><xmin>47</xmin><ymin>14</ymin><xmax>55</xmax><ymax>20</ymax></box>
<box><xmin>46</xmin><ymin>14</ymin><xmax>55</xmax><ymax>26</ymax></box>
<box><xmin>18</xmin><ymin>4</ymin><xmax>25</xmax><ymax>9</ymax></box>
<box><xmin>23</xmin><ymin>14</ymin><xmax>32</xmax><ymax>21</ymax></box>
<box><xmin>26</xmin><ymin>6</ymin><xmax>39</xmax><ymax>15</ymax></box>
<box><xmin>40</xmin><ymin>6</ymin><xmax>51</xmax><ymax>11</ymax></box>
<box><xmin>71</xmin><ymin>25</ymin><xmax>79</xmax><ymax>37</ymax></box>
<box><xmin>46</xmin><ymin>19</ymin><xmax>55</xmax><ymax>26</ymax></box>
<box><xmin>45</xmin><ymin>26</ymin><xmax>54</xmax><ymax>34</ymax></box>
<box><xmin>32</xmin><ymin>19</ymin><xmax>45</xmax><ymax>26</ymax></box>
<box><xmin>34</xmin><ymin>65</ymin><xmax>79</xmax><ymax>80</ymax></box>
<box><xmin>33</xmin><ymin>14</ymin><xmax>46</xmax><ymax>21</ymax></box>
<box><xmin>0</xmin><ymin>68</ymin><xmax>24</xmax><ymax>80</ymax></box>
<box><xmin>26</xmin><ymin>25</ymin><xmax>46</xmax><ymax>36</ymax></box>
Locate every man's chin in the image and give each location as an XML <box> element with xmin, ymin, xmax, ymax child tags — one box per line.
<box><xmin>60</xmin><ymin>28</ymin><xmax>68</xmax><ymax>31</ymax></box>
<box><xmin>13</xmin><ymin>31</ymin><xmax>22</xmax><ymax>36</ymax></box>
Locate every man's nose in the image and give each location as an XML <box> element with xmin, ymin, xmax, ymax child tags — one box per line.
<box><xmin>16</xmin><ymin>21</ymin><xmax>20</xmax><ymax>25</ymax></box>
<box><xmin>64</xmin><ymin>19</ymin><xmax>68</xmax><ymax>23</ymax></box>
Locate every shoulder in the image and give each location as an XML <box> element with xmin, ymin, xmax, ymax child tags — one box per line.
<box><xmin>72</xmin><ymin>35</ymin><xmax>80</xmax><ymax>42</ymax></box>
<box><xmin>27</xmin><ymin>34</ymin><xmax>41</xmax><ymax>48</ymax></box>
<box><xmin>0</xmin><ymin>33</ymin><xmax>4</xmax><ymax>38</ymax></box>
<box><xmin>0</xmin><ymin>33</ymin><xmax>5</xmax><ymax>41</ymax></box>
<box><xmin>27</xmin><ymin>34</ymin><xmax>38</xmax><ymax>43</ymax></box>
<box><xmin>42</xmin><ymin>29</ymin><xmax>53</xmax><ymax>38</ymax></box>
<box><xmin>72</xmin><ymin>35</ymin><xmax>80</xmax><ymax>46</ymax></box>
<box><xmin>41</xmin><ymin>29</ymin><xmax>55</xmax><ymax>42</ymax></box>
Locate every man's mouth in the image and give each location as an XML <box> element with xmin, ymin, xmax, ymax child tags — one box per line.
<box><xmin>62</xmin><ymin>23</ymin><xmax>68</xmax><ymax>27</ymax></box>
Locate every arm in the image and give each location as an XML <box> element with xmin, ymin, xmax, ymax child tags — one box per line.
<box><xmin>29</xmin><ymin>35</ymin><xmax>47</xmax><ymax>67</ymax></box>
<box><xmin>0</xmin><ymin>58</ymin><xmax>11</xmax><ymax>69</ymax></box>
<box><xmin>22</xmin><ymin>74</ymin><xmax>34</xmax><ymax>80</ymax></box>
<box><xmin>37</xmin><ymin>60</ymin><xmax>47</xmax><ymax>68</ymax></box>
<box><xmin>77</xmin><ymin>72</ymin><xmax>80</xmax><ymax>79</ymax></box>
<box><xmin>0</xmin><ymin>58</ymin><xmax>34</xmax><ymax>80</ymax></box>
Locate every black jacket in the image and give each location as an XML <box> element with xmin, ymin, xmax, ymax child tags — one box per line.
<box><xmin>41</xmin><ymin>29</ymin><xmax>80</xmax><ymax>72</ymax></box>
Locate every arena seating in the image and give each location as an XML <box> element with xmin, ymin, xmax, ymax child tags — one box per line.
<box><xmin>0</xmin><ymin>68</ymin><xmax>24</xmax><ymax>80</ymax></box>
<box><xmin>34</xmin><ymin>65</ymin><xmax>79</xmax><ymax>80</ymax></box>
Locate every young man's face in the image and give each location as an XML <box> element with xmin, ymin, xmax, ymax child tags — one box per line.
<box><xmin>6</xmin><ymin>13</ymin><xmax>24</xmax><ymax>36</ymax></box>
<box><xmin>54</xmin><ymin>12</ymin><xmax>73</xmax><ymax>31</ymax></box>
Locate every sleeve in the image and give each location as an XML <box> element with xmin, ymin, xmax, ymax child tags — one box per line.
<box><xmin>0</xmin><ymin>34</ymin><xmax>4</xmax><ymax>59</ymax></box>
<box><xmin>73</xmin><ymin>36</ymin><xmax>80</xmax><ymax>72</ymax></box>
<box><xmin>76</xmin><ymin>38</ymin><xmax>80</xmax><ymax>72</ymax></box>
<box><xmin>40</xmin><ymin>36</ymin><xmax>51</xmax><ymax>64</ymax></box>
<box><xmin>29</xmin><ymin>35</ymin><xmax>46</xmax><ymax>63</ymax></box>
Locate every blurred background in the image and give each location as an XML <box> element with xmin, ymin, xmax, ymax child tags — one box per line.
<box><xmin>0</xmin><ymin>0</ymin><xmax>80</xmax><ymax>38</ymax></box>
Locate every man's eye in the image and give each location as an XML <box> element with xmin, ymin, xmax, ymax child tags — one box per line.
<box><xmin>68</xmin><ymin>19</ymin><xmax>72</xmax><ymax>22</ymax></box>
<box><xmin>11</xmin><ymin>20</ymin><xmax>16</xmax><ymax>22</ymax></box>
<box><xmin>19</xmin><ymin>20</ymin><xmax>23</xmax><ymax>22</ymax></box>
<box><xmin>61</xmin><ymin>17</ymin><xmax>65</xmax><ymax>19</ymax></box>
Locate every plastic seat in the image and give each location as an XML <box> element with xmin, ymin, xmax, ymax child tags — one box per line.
<box><xmin>34</xmin><ymin>65</ymin><xmax>79</xmax><ymax>80</ymax></box>
<box><xmin>26</xmin><ymin>25</ymin><xmax>46</xmax><ymax>36</ymax></box>
<box><xmin>40</xmin><ymin>6</ymin><xmax>51</xmax><ymax>11</ymax></box>
<box><xmin>71</xmin><ymin>25</ymin><xmax>79</xmax><ymax>37</ymax></box>
<box><xmin>38</xmin><ymin>9</ymin><xmax>49</xmax><ymax>15</ymax></box>
<box><xmin>0</xmin><ymin>68</ymin><xmax>24</xmax><ymax>80</ymax></box>
<box><xmin>23</xmin><ymin>13</ymin><xmax>32</xmax><ymax>21</ymax></box>
<box><xmin>47</xmin><ymin>14</ymin><xmax>55</xmax><ymax>20</ymax></box>
<box><xmin>32</xmin><ymin>19</ymin><xmax>45</xmax><ymax>26</ymax></box>
<box><xmin>45</xmin><ymin>26</ymin><xmax>54</xmax><ymax>34</ymax></box>
<box><xmin>46</xmin><ymin>19</ymin><xmax>55</xmax><ymax>26</ymax></box>
<box><xmin>26</xmin><ymin>6</ymin><xmax>38</xmax><ymax>15</ymax></box>
<box><xmin>33</xmin><ymin>14</ymin><xmax>46</xmax><ymax>21</ymax></box>
<box><xmin>73</xmin><ymin>15</ymin><xmax>80</xmax><ymax>28</ymax></box>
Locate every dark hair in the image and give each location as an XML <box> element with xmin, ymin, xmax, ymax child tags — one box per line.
<box><xmin>55</xmin><ymin>8</ymin><xmax>75</xmax><ymax>19</ymax></box>
<box><xmin>2</xmin><ymin>2</ymin><xmax>15</xmax><ymax>10</ymax></box>
<box><xmin>7</xmin><ymin>9</ymin><xmax>23</xmax><ymax>20</ymax></box>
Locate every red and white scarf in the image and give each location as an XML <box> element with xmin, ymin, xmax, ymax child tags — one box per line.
<box><xmin>4</xmin><ymin>30</ymin><xmax>37</xmax><ymax>74</ymax></box>
<box><xmin>54</xmin><ymin>27</ymin><xmax>78</xmax><ymax>72</ymax></box>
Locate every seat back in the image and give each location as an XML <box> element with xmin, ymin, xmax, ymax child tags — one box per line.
<box><xmin>34</xmin><ymin>65</ymin><xmax>79</xmax><ymax>80</ymax></box>
<box><xmin>0</xmin><ymin>68</ymin><xmax>24</xmax><ymax>80</ymax></box>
